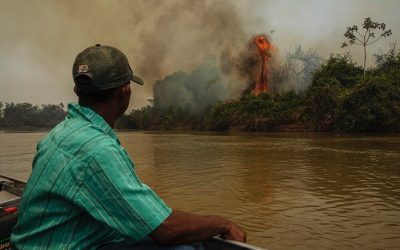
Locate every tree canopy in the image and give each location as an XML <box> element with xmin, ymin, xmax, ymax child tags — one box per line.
<box><xmin>342</xmin><ymin>17</ymin><xmax>392</xmax><ymax>76</ymax></box>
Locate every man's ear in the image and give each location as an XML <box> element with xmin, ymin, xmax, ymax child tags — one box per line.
<box><xmin>120</xmin><ymin>84</ymin><xmax>130</xmax><ymax>96</ymax></box>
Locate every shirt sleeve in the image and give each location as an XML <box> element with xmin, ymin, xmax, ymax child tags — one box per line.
<box><xmin>74</xmin><ymin>142</ymin><xmax>172</xmax><ymax>242</ymax></box>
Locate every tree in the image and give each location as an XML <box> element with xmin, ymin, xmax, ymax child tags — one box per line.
<box><xmin>0</xmin><ymin>102</ymin><xmax>3</xmax><ymax>118</ymax></box>
<box><xmin>312</xmin><ymin>54</ymin><xmax>363</xmax><ymax>88</ymax></box>
<box><xmin>341</xmin><ymin>17</ymin><xmax>392</xmax><ymax>77</ymax></box>
<box><xmin>285</xmin><ymin>45</ymin><xmax>323</xmax><ymax>92</ymax></box>
<box><xmin>373</xmin><ymin>43</ymin><xmax>400</xmax><ymax>82</ymax></box>
<box><xmin>302</xmin><ymin>54</ymin><xmax>362</xmax><ymax>131</ymax></box>
<box><xmin>0</xmin><ymin>102</ymin><xmax>3</xmax><ymax>126</ymax></box>
<box><xmin>303</xmin><ymin>78</ymin><xmax>342</xmax><ymax>132</ymax></box>
<box><xmin>335</xmin><ymin>77</ymin><xmax>400</xmax><ymax>132</ymax></box>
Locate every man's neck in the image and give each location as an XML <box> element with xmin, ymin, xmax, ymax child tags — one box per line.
<box><xmin>81</xmin><ymin>102</ymin><xmax>120</xmax><ymax>129</ymax></box>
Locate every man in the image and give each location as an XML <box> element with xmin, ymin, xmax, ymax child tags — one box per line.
<box><xmin>11</xmin><ymin>44</ymin><xmax>246</xmax><ymax>249</ymax></box>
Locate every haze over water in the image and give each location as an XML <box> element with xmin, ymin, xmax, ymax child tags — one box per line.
<box><xmin>1</xmin><ymin>131</ymin><xmax>399</xmax><ymax>249</ymax></box>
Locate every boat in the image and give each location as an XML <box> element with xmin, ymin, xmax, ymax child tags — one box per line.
<box><xmin>0</xmin><ymin>175</ymin><xmax>265</xmax><ymax>250</ymax></box>
<box><xmin>0</xmin><ymin>175</ymin><xmax>24</xmax><ymax>250</ymax></box>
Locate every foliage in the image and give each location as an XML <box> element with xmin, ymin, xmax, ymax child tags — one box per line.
<box><xmin>342</xmin><ymin>17</ymin><xmax>392</xmax><ymax>76</ymax></box>
<box><xmin>204</xmin><ymin>92</ymin><xmax>302</xmax><ymax>131</ymax></box>
<box><xmin>303</xmin><ymin>78</ymin><xmax>342</xmax><ymax>131</ymax></box>
<box><xmin>304</xmin><ymin>48</ymin><xmax>400</xmax><ymax>133</ymax></box>
<box><xmin>123</xmin><ymin>46</ymin><xmax>399</xmax><ymax>134</ymax></box>
<box><xmin>1</xmin><ymin>32</ymin><xmax>398</xmax><ymax>133</ymax></box>
<box><xmin>119</xmin><ymin>103</ymin><xmax>202</xmax><ymax>130</ymax></box>
<box><xmin>303</xmin><ymin>54</ymin><xmax>361</xmax><ymax>131</ymax></box>
<box><xmin>0</xmin><ymin>102</ymin><xmax>66</xmax><ymax>128</ymax></box>
<box><xmin>335</xmin><ymin>76</ymin><xmax>400</xmax><ymax>132</ymax></box>
<box><xmin>311</xmin><ymin>54</ymin><xmax>363</xmax><ymax>88</ymax></box>
<box><xmin>373</xmin><ymin>43</ymin><xmax>400</xmax><ymax>83</ymax></box>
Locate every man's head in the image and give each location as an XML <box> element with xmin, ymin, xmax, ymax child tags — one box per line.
<box><xmin>72</xmin><ymin>44</ymin><xmax>143</xmax><ymax>112</ymax></box>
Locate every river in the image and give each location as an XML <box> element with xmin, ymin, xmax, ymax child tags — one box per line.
<box><xmin>0</xmin><ymin>131</ymin><xmax>399</xmax><ymax>249</ymax></box>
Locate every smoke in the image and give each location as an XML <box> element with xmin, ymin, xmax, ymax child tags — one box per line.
<box><xmin>0</xmin><ymin>0</ymin><xmax>254</xmax><ymax>109</ymax></box>
<box><xmin>0</xmin><ymin>0</ymin><xmax>399</xmax><ymax>108</ymax></box>
<box><xmin>154</xmin><ymin>56</ymin><xmax>236</xmax><ymax>114</ymax></box>
<box><xmin>280</xmin><ymin>45</ymin><xmax>324</xmax><ymax>93</ymax></box>
<box><xmin>152</xmin><ymin>34</ymin><xmax>284</xmax><ymax>113</ymax></box>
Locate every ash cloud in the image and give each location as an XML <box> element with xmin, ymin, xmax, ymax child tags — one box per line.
<box><xmin>0</xmin><ymin>0</ymin><xmax>399</xmax><ymax>108</ymax></box>
<box><xmin>154</xmin><ymin>56</ymin><xmax>232</xmax><ymax>113</ymax></box>
<box><xmin>0</xmin><ymin>0</ymin><xmax>254</xmax><ymax>108</ymax></box>
<box><xmin>153</xmin><ymin>52</ymin><xmax>253</xmax><ymax>114</ymax></box>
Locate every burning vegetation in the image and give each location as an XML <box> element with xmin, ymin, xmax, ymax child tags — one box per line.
<box><xmin>118</xmin><ymin>32</ymin><xmax>305</xmax><ymax>131</ymax></box>
<box><xmin>152</xmin><ymin>33</ymin><xmax>288</xmax><ymax>116</ymax></box>
<box><xmin>0</xmin><ymin>12</ymin><xmax>397</xmax><ymax>134</ymax></box>
<box><xmin>2</xmin><ymin>45</ymin><xmax>400</xmax><ymax>133</ymax></box>
<box><xmin>252</xmin><ymin>35</ymin><xmax>274</xmax><ymax>95</ymax></box>
<box><xmin>117</xmin><ymin>42</ymin><xmax>400</xmax><ymax>133</ymax></box>
<box><xmin>114</xmin><ymin>16</ymin><xmax>398</xmax><ymax>133</ymax></box>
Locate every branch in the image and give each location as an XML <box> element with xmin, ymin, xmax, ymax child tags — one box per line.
<box><xmin>299</xmin><ymin>67</ymin><xmax>306</xmax><ymax>75</ymax></box>
<box><xmin>367</xmin><ymin>30</ymin><xmax>391</xmax><ymax>45</ymax></box>
<box><xmin>365</xmin><ymin>28</ymin><xmax>371</xmax><ymax>43</ymax></box>
<box><xmin>355</xmin><ymin>30</ymin><xmax>363</xmax><ymax>37</ymax></box>
<box><xmin>367</xmin><ymin>36</ymin><xmax>384</xmax><ymax>45</ymax></box>
<box><xmin>354</xmin><ymin>36</ymin><xmax>364</xmax><ymax>44</ymax></box>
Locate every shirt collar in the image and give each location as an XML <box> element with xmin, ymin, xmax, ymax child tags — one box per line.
<box><xmin>67</xmin><ymin>103</ymin><xmax>118</xmax><ymax>141</ymax></box>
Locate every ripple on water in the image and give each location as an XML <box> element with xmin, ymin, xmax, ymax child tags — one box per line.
<box><xmin>1</xmin><ymin>131</ymin><xmax>400</xmax><ymax>249</ymax></box>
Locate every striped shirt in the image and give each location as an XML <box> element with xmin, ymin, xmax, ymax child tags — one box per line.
<box><xmin>11</xmin><ymin>103</ymin><xmax>172</xmax><ymax>250</ymax></box>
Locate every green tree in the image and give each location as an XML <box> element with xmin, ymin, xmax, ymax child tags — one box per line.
<box><xmin>303</xmin><ymin>54</ymin><xmax>365</xmax><ymax>131</ymax></box>
<box><xmin>38</xmin><ymin>103</ymin><xmax>66</xmax><ymax>127</ymax></box>
<box><xmin>204</xmin><ymin>92</ymin><xmax>303</xmax><ymax>132</ymax></box>
<box><xmin>204</xmin><ymin>100</ymin><xmax>238</xmax><ymax>131</ymax></box>
<box><xmin>2</xmin><ymin>102</ymin><xmax>39</xmax><ymax>127</ymax></box>
<box><xmin>0</xmin><ymin>102</ymin><xmax>66</xmax><ymax>128</ymax></box>
<box><xmin>341</xmin><ymin>17</ymin><xmax>392</xmax><ymax>76</ymax></box>
<box><xmin>336</xmin><ymin>76</ymin><xmax>400</xmax><ymax>132</ymax></box>
<box><xmin>0</xmin><ymin>102</ymin><xmax>3</xmax><ymax>127</ymax></box>
<box><xmin>373</xmin><ymin>43</ymin><xmax>400</xmax><ymax>82</ymax></box>
<box><xmin>312</xmin><ymin>54</ymin><xmax>363</xmax><ymax>88</ymax></box>
<box><xmin>303</xmin><ymin>78</ymin><xmax>342</xmax><ymax>131</ymax></box>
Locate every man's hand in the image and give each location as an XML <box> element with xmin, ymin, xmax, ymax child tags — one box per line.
<box><xmin>151</xmin><ymin>210</ymin><xmax>247</xmax><ymax>245</ymax></box>
<box><xmin>220</xmin><ymin>221</ymin><xmax>247</xmax><ymax>243</ymax></box>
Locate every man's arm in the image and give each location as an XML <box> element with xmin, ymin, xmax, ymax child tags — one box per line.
<box><xmin>150</xmin><ymin>210</ymin><xmax>246</xmax><ymax>245</ymax></box>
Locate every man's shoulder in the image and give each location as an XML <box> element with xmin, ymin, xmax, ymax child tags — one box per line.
<box><xmin>40</xmin><ymin>119</ymin><xmax>119</xmax><ymax>163</ymax></box>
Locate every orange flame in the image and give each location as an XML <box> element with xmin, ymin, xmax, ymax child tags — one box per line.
<box><xmin>253</xmin><ymin>35</ymin><xmax>274</xmax><ymax>95</ymax></box>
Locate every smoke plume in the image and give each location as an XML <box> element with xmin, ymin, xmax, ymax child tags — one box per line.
<box><xmin>153</xmin><ymin>55</ymin><xmax>249</xmax><ymax>114</ymax></box>
<box><xmin>0</xmin><ymin>0</ymin><xmax>254</xmax><ymax>108</ymax></box>
<box><xmin>0</xmin><ymin>0</ymin><xmax>399</xmax><ymax>108</ymax></box>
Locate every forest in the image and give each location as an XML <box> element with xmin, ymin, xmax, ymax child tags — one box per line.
<box><xmin>1</xmin><ymin>18</ymin><xmax>399</xmax><ymax>133</ymax></box>
<box><xmin>1</xmin><ymin>47</ymin><xmax>399</xmax><ymax>133</ymax></box>
<box><xmin>119</xmin><ymin>46</ymin><xmax>400</xmax><ymax>133</ymax></box>
<box><xmin>0</xmin><ymin>102</ymin><xmax>66</xmax><ymax>129</ymax></box>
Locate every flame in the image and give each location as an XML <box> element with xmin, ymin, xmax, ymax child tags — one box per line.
<box><xmin>252</xmin><ymin>35</ymin><xmax>274</xmax><ymax>95</ymax></box>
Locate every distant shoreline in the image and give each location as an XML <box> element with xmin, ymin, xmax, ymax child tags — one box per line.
<box><xmin>0</xmin><ymin>127</ymin><xmax>51</xmax><ymax>133</ymax></box>
<box><xmin>1</xmin><ymin>127</ymin><xmax>399</xmax><ymax>138</ymax></box>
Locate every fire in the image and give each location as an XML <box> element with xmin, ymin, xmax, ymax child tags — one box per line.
<box><xmin>252</xmin><ymin>35</ymin><xmax>274</xmax><ymax>95</ymax></box>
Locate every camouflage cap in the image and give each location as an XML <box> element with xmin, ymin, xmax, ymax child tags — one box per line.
<box><xmin>72</xmin><ymin>44</ymin><xmax>143</xmax><ymax>93</ymax></box>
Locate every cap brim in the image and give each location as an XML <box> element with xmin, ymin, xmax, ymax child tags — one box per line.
<box><xmin>131</xmin><ymin>75</ymin><xmax>144</xmax><ymax>85</ymax></box>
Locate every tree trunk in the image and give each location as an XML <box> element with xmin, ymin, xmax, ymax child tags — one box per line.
<box><xmin>363</xmin><ymin>44</ymin><xmax>367</xmax><ymax>77</ymax></box>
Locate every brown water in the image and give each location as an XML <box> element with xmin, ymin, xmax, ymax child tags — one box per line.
<box><xmin>1</xmin><ymin>131</ymin><xmax>399</xmax><ymax>249</ymax></box>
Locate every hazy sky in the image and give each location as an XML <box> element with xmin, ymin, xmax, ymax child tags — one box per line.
<box><xmin>0</xmin><ymin>0</ymin><xmax>399</xmax><ymax>109</ymax></box>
